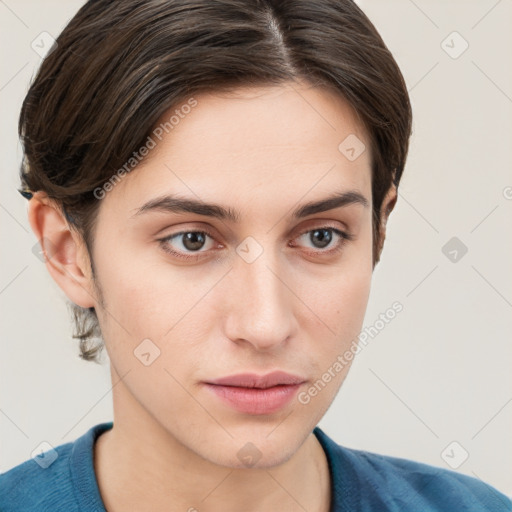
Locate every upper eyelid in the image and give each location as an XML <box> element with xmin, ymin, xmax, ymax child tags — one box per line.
<box><xmin>161</xmin><ymin>222</ymin><xmax>347</xmax><ymax>238</ymax></box>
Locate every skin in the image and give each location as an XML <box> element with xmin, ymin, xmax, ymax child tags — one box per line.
<box><xmin>28</xmin><ymin>80</ymin><xmax>396</xmax><ymax>512</ymax></box>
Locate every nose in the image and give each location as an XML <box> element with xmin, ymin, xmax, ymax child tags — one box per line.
<box><xmin>222</xmin><ymin>245</ymin><xmax>296</xmax><ymax>352</ymax></box>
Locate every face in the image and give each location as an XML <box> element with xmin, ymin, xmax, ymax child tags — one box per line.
<box><xmin>79</xmin><ymin>81</ymin><xmax>377</xmax><ymax>467</ymax></box>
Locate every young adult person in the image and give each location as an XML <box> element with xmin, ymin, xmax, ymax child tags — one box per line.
<box><xmin>1</xmin><ymin>1</ymin><xmax>510</xmax><ymax>510</ymax></box>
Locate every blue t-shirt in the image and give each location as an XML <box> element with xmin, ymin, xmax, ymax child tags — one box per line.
<box><xmin>0</xmin><ymin>422</ymin><xmax>510</xmax><ymax>511</ymax></box>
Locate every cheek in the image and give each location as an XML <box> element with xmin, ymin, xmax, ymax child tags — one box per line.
<box><xmin>296</xmin><ymin>234</ymin><xmax>373</xmax><ymax>336</ymax></box>
<box><xmin>298</xmin><ymin>268</ymin><xmax>372</xmax><ymax>360</ymax></box>
<box><xmin>93</xmin><ymin>242</ymin><xmax>224</xmax><ymax>370</ymax></box>
<box><xmin>292</xmin><ymin>243</ymin><xmax>373</xmax><ymax>393</ymax></box>
<box><xmin>93</xmin><ymin>231</ymin><xmax>187</xmax><ymax>326</ymax></box>
<box><xmin>293</xmin><ymin>269</ymin><xmax>372</xmax><ymax>417</ymax></box>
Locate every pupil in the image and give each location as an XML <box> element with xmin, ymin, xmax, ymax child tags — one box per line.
<box><xmin>311</xmin><ymin>229</ymin><xmax>332</xmax><ymax>248</ymax></box>
<box><xmin>183</xmin><ymin>232</ymin><xmax>205</xmax><ymax>251</ymax></box>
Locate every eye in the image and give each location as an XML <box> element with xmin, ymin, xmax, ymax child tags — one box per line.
<box><xmin>157</xmin><ymin>225</ymin><xmax>354</xmax><ymax>262</ymax></box>
<box><xmin>158</xmin><ymin>229</ymin><xmax>218</xmax><ymax>260</ymax></box>
<box><xmin>292</xmin><ymin>226</ymin><xmax>354</xmax><ymax>256</ymax></box>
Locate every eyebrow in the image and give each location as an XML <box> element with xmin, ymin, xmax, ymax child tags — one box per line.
<box><xmin>130</xmin><ymin>190</ymin><xmax>369</xmax><ymax>222</ymax></box>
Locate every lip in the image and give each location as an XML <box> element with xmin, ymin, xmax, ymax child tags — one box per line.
<box><xmin>207</xmin><ymin>371</ymin><xmax>306</xmax><ymax>389</ymax></box>
<box><xmin>204</xmin><ymin>371</ymin><xmax>306</xmax><ymax>415</ymax></box>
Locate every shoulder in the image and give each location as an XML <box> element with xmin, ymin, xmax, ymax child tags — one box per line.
<box><xmin>0</xmin><ymin>422</ymin><xmax>112</xmax><ymax>512</ymax></box>
<box><xmin>313</xmin><ymin>427</ymin><xmax>512</xmax><ymax>512</ymax></box>
<box><xmin>0</xmin><ymin>439</ymin><xmax>77</xmax><ymax>511</ymax></box>
<box><xmin>344</xmin><ymin>447</ymin><xmax>512</xmax><ymax>511</ymax></box>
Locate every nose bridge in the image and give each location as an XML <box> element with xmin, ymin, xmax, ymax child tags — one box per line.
<box><xmin>224</xmin><ymin>240</ymin><xmax>294</xmax><ymax>350</ymax></box>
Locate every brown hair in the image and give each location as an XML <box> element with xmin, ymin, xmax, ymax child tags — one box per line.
<box><xmin>18</xmin><ymin>0</ymin><xmax>412</xmax><ymax>363</ymax></box>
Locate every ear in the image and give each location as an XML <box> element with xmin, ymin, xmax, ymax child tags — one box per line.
<box><xmin>376</xmin><ymin>183</ymin><xmax>398</xmax><ymax>261</ymax></box>
<box><xmin>27</xmin><ymin>191</ymin><xmax>97</xmax><ymax>308</ymax></box>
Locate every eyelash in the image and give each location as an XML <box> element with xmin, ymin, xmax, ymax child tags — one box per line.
<box><xmin>157</xmin><ymin>226</ymin><xmax>354</xmax><ymax>261</ymax></box>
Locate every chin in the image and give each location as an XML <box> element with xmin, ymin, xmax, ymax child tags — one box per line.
<box><xmin>197</xmin><ymin>423</ymin><xmax>308</xmax><ymax>470</ymax></box>
<box><xmin>211</xmin><ymin>444</ymin><xmax>299</xmax><ymax>471</ymax></box>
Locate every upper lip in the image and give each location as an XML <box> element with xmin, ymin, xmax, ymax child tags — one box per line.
<box><xmin>206</xmin><ymin>371</ymin><xmax>306</xmax><ymax>389</ymax></box>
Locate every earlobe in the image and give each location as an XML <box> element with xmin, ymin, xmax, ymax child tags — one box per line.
<box><xmin>27</xmin><ymin>191</ymin><xmax>97</xmax><ymax>309</ymax></box>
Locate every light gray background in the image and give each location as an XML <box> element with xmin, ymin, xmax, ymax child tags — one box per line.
<box><xmin>1</xmin><ymin>0</ymin><xmax>511</xmax><ymax>497</ymax></box>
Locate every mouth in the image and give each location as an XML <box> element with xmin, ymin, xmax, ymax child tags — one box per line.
<box><xmin>204</xmin><ymin>371</ymin><xmax>307</xmax><ymax>415</ymax></box>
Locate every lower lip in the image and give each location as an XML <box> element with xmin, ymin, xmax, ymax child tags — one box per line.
<box><xmin>204</xmin><ymin>383</ymin><xmax>302</xmax><ymax>415</ymax></box>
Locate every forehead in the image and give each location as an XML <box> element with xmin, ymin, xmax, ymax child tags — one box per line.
<box><xmin>100</xmin><ymin>81</ymin><xmax>372</xmax><ymax>216</ymax></box>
